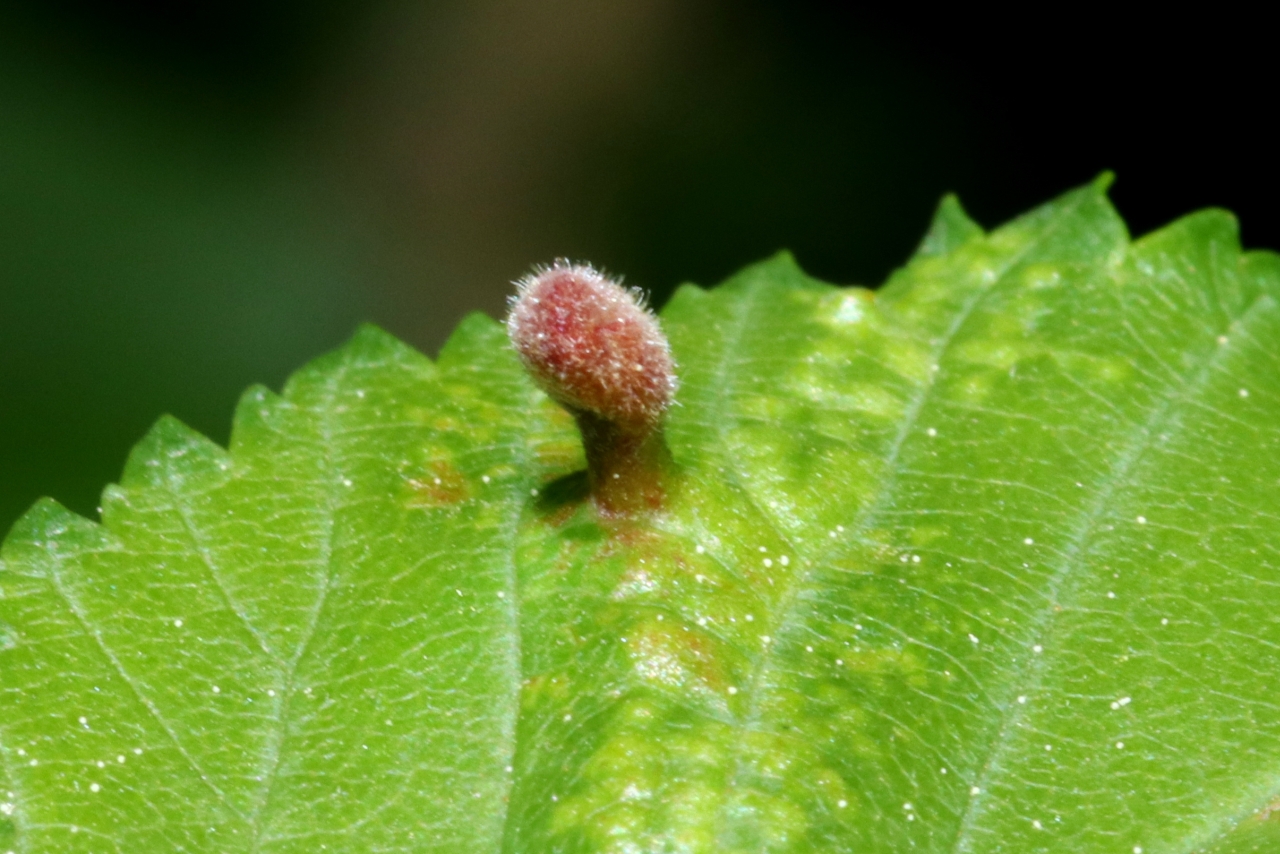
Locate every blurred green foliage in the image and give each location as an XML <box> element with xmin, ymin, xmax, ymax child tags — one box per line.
<box><xmin>1</xmin><ymin>1</ymin><xmax>1276</xmax><ymax>533</ymax></box>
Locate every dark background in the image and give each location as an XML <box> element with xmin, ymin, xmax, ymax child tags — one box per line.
<box><xmin>1</xmin><ymin>0</ymin><xmax>1273</xmax><ymax>534</ymax></box>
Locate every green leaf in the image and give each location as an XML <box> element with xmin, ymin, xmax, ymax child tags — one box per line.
<box><xmin>5</xmin><ymin>177</ymin><xmax>1280</xmax><ymax>853</ymax></box>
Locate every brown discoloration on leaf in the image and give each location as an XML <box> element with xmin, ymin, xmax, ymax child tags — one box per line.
<box><xmin>1244</xmin><ymin>794</ymin><xmax>1280</xmax><ymax>826</ymax></box>
<box><xmin>624</xmin><ymin>617</ymin><xmax>738</xmax><ymax>702</ymax></box>
<box><xmin>404</xmin><ymin>460</ymin><xmax>470</xmax><ymax>508</ymax></box>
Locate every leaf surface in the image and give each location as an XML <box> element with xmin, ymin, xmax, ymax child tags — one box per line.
<box><xmin>5</xmin><ymin>178</ymin><xmax>1280</xmax><ymax>853</ymax></box>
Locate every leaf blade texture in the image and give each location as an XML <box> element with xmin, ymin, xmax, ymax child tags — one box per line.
<box><xmin>5</xmin><ymin>178</ymin><xmax>1280</xmax><ymax>853</ymax></box>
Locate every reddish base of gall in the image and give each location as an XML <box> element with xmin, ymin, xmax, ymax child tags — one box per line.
<box><xmin>574</xmin><ymin>411</ymin><xmax>671</xmax><ymax>517</ymax></box>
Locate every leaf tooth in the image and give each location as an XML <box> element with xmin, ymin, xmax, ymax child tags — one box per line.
<box><xmin>229</xmin><ymin>383</ymin><xmax>290</xmax><ymax>443</ymax></box>
<box><xmin>120</xmin><ymin>415</ymin><xmax>228</xmax><ymax>489</ymax></box>
<box><xmin>438</xmin><ymin>312</ymin><xmax>509</xmax><ymax>369</ymax></box>
<box><xmin>279</xmin><ymin>325</ymin><xmax>434</xmax><ymax>408</ymax></box>
<box><xmin>0</xmin><ymin>497</ymin><xmax>112</xmax><ymax>576</ymax></box>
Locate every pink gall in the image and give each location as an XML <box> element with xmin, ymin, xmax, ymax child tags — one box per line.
<box><xmin>507</xmin><ymin>261</ymin><xmax>676</xmax><ymax>516</ymax></box>
<box><xmin>507</xmin><ymin>261</ymin><xmax>676</xmax><ymax>428</ymax></box>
